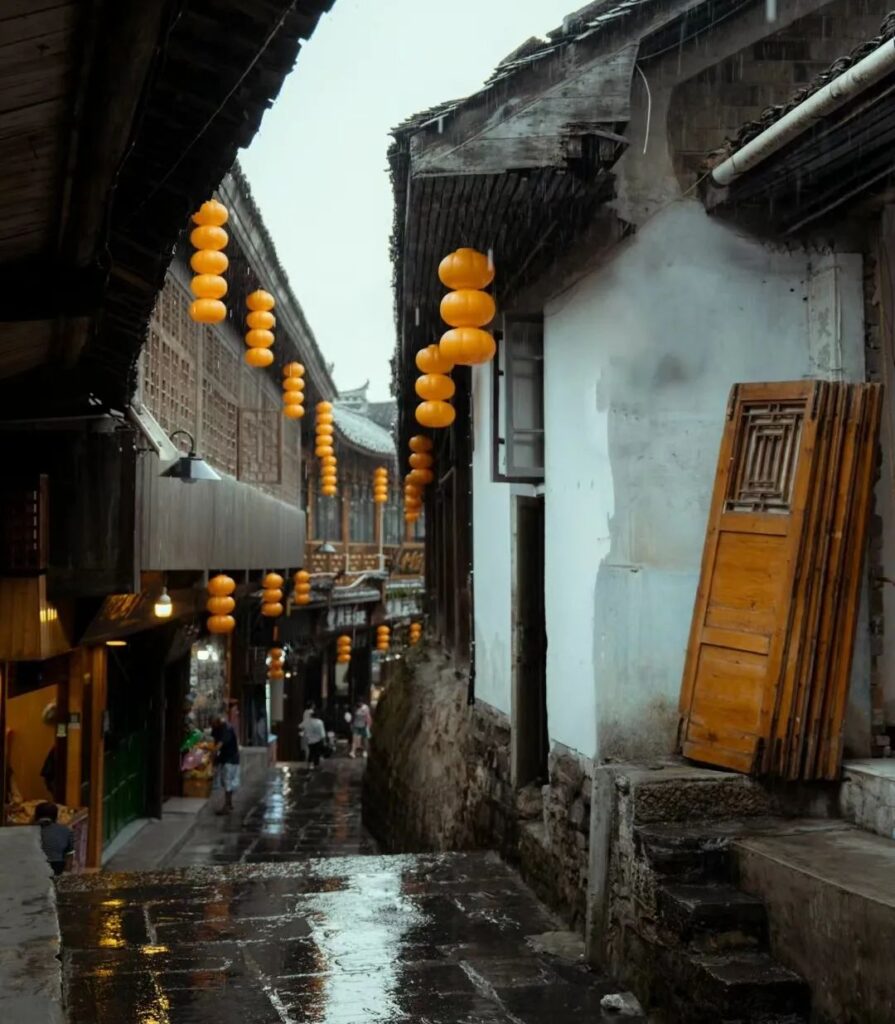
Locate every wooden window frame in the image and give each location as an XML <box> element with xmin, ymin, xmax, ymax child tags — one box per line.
<box><xmin>492</xmin><ymin>315</ymin><xmax>545</xmax><ymax>484</ymax></box>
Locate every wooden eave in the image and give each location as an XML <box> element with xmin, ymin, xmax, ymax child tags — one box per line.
<box><xmin>0</xmin><ymin>0</ymin><xmax>333</xmax><ymax>417</ymax></box>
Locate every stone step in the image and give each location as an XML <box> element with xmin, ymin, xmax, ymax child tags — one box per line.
<box><xmin>658</xmin><ymin>882</ymin><xmax>767</xmax><ymax>949</ymax></box>
<box><xmin>635</xmin><ymin>822</ymin><xmax>734</xmax><ymax>881</ymax></box>
<box><xmin>686</xmin><ymin>950</ymin><xmax>810</xmax><ymax>1021</ymax></box>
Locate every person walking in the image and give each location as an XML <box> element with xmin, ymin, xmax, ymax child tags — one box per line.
<box><xmin>300</xmin><ymin>703</ymin><xmax>315</xmax><ymax>763</ymax></box>
<box><xmin>350</xmin><ymin>700</ymin><xmax>372</xmax><ymax>759</ymax></box>
<box><xmin>211</xmin><ymin>712</ymin><xmax>241</xmax><ymax>814</ymax></box>
<box><xmin>304</xmin><ymin>709</ymin><xmax>326</xmax><ymax>770</ymax></box>
<box><xmin>34</xmin><ymin>802</ymin><xmax>74</xmax><ymax>877</ymax></box>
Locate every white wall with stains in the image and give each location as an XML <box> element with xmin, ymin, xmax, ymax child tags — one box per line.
<box><xmin>470</xmin><ymin>361</ymin><xmax>513</xmax><ymax>718</ymax></box>
<box><xmin>541</xmin><ymin>200</ymin><xmax>866</xmax><ymax>760</ymax></box>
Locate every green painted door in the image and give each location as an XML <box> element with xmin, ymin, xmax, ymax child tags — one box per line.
<box><xmin>102</xmin><ymin>732</ymin><xmax>148</xmax><ymax>844</ymax></box>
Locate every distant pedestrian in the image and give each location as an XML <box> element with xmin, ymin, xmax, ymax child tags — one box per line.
<box><xmin>304</xmin><ymin>709</ymin><xmax>326</xmax><ymax>770</ymax></box>
<box><xmin>34</xmin><ymin>802</ymin><xmax>73</xmax><ymax>877</ymax></box>
<box><xmin>350</xmin><ymin>701</ymin><xmax>372</xmax><ymax>759</ymax></box>
<box><xmin>300</xmin><ymin>704</ymin><xmax>316</xmax><ymax>762</ymax></box>
<box><xmin>211</xmin><ymin>712</ymin><xmax>240</xmax><ymax>814</ymax></box>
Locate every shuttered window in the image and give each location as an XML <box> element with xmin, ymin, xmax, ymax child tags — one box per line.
<box><xmin>494</xmin><ymin>316</ymin><xmax>544</xmax><ymax>482</ymax></box>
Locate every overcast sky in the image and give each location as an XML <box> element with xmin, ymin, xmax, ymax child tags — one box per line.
<box><xmin>240</xmin><ymin>0</ymin><xmax>577</xmax><ymax>401</ymax></box>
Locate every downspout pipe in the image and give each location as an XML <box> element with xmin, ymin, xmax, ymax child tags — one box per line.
<box><xmin>712</xmin><ymin>37</ymin><xmax>895</xmax><ymax>187</ymax></box>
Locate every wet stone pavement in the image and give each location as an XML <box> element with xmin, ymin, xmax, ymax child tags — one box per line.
<box><xmin>58</xmin><ymin>758</ymin><xmax>641</xmax><ymax>1024</ymax></box>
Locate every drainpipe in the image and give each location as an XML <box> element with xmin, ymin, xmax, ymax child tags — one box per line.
<box><xmin>712</xmin><ymin>37</ymin><xmax>895</xmax><ymax>187</ymax></box>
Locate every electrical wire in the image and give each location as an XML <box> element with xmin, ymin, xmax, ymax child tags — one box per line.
<box><xmin>635</xmin><ymin>64</ymin><xmax>652</xmax><ymax>155</ymax></box>
<box><xmin>126</xmin><ymin>0</ymin><xmax>297</xmax><ymax>223</ymax></box>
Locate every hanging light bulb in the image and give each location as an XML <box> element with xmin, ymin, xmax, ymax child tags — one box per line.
<box><xmin>154</xmin><ymin>587</ymin><xmax>173</xmax><ymax>620</ymax></box>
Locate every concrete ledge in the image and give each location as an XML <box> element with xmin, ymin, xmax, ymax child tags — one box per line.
<box><xmin>0</xmin><ymin>828</ymin><xmax>63</xmax><ymax>1024</ymax></box>
<box><xmin>734</xmin><ymin>823</ymin><xmax>895</xmax><ymax>1024</ymax></box>
<box><xmin>840</xmin><ymin>759</ymin><xmax>895</xmax><ymax>839</ymax></box>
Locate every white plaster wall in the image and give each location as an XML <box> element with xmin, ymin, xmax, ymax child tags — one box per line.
<box><xmin>543</xmin><ymin>201</ymin><xmax>865</xmax><ymax>761</ymax></box>
<box><xmin>471</xmin><ymin>363</ymin><xmax>512</xmax><ymax>717</ymax></box>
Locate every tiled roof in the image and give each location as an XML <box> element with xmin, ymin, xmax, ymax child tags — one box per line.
<box><xmin>718</xmin><ymin>11</ymin><xmax>895</xmax><ymax>161</ymax></box>
<box><xmin>392</xmin><ymin>0</ymin><xmax>654</xmax><ymax>139</ymax></box>
<box><xmin>333</xmin><ymin>403</ymin><xmax>395</xmax><ymax>458</ymax></box>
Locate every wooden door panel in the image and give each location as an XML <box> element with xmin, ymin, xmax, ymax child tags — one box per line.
<box><xmin>680</xmin><ymin>380</ymin><xmax>881</xmax><ymax>780</ymax></box>
<box><xmin>680</xmin><ymin>381</ymin><xmax>821</xmax><ymax>772</ymax></box>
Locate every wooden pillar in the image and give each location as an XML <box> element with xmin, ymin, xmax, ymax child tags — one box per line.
<box><xmin>0</xmin><ymin>662</ymin><xmax>7</xmax><ymax>826</ymax></box>
<box><xmin>86</xmin><ymin>645</ymin><xmax>108</xmax><ymax>870</ymax></box>
<box><xmin>64</xmin><ymin>649</ymin><xmax>86</xmax><ymax>810</ymax></box>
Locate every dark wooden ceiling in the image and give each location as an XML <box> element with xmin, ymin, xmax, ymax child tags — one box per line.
<box><xmin>0</xmin><ymin>0</ymin><xmax>334</xmax><ymax>415</ymax></box>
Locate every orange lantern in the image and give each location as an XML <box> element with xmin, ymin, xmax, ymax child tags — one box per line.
<box><xmin>247</xmin><ymin>310</ymin><xmax>275</xmax><ymax>330</ymax></box>
<box><xmin>246</xmin><ymin>290</ymin><xmax>275</xmax><ymax>312</ymax></box>
<box><xmin>261</xmin><ymin>602</ymin><xmax>283</xmax><ymax>618</ymax></box>
<box><xmin>294</xmin><ymin>569</ymin><xmax>311</xmax><ymax>606</ymax></box>
<box><xmin>373</xmin><ymin>466</ymin><xmax>389</xmax><ymax>504</ymax></box>
<box><xmin>190</xmin><ymin>249</ymin><xmax>228</xmax><ymax>275</ymax></box>
<box><xmin>189</xmin><ymin>297</ymin><xmax>226</xmax><ymax>324</ymax></box>
<box><xmin>244</xmin><ymin>290</ymin><xmax>276</xmax><ymax>366</ymax></box>
<box><xmin>190</xmin><ymin>274</ymin><xmax>227</xmax><ymax>300</ymax></box>
<box><xmin>282</xmin><ymin>364</ymin><xmax>305</xmax><ymax>420</ymax></box>
<box><xmin>415</xmin><ymin>374</ymin><xmax>455</xmax><ymax>402</ymax></box>
<box><xmin>409</xmin><ymin>435</ymin><xmax>433</xmax><ymax>453</ymax></box>
<box><xmin>316</xmin><ymin>402</ymin><xmax>337</xmax><ymax>495</ymax></box>
<box><xmin>440</xmin><ymin>289</ymin><xmax>496</xmax><ymax>328</ymax></box>
<box><xmin>192</xmin><ymin>199</ymin><xmax>229</xmax><ymax>228</ymax></box>
<box><xmin>263</xmin><ymin>573</ymin><xmax>284</xmax><ymax>589</ymax></box>
<box><xmin>206</xmin><ymin>574</ymin><xmax>236</xmax><ymax>635</ymax></box>
<box><xmin>416</xmin><ymin>344</ymin><xmax>454</xmax><ymax>375</ymax></box>
<box><xmin>336</xmin><ymin>634</ymin><xmax>352</xmax><ymax>665</ymax></box>
<box><xmin>416</xmin><ymin>400</ymin><xmax>456</xmax><ymax>429</ymax></box>
<box><xmin>283</xmin><ymin>362</ymin><xmax>305</xmax><ymax>379</ymax></box>
<box><xmin>208</xmin><ymin>574</ymin><xmax>236</xmax><ymax>597</ymax></box>
<box><xmin>245</xmin><ymin>348</ymin><xmax>274</xmax><ymax>368</ymax></box>
<box><xmin>284</xmin><ymin>404</ymin><xmax>305</xmax><ymax>420</ymax></box>
<box><xmin>189</xmin><ymin>224</ymin><xmax>228</xmax><ymax>251</ymax></box>
<box><xmin>376</xmin><ymin>625</ymin><xmax>390</xmax><ymax>652</ymax></box>
<box><xmin>439</xmin><ymin>327</ymin><xmax>496</xmax><ymax>366</ymax></box>
<box><xmin>409</xmin><ymin>622</ymin><xmax>422</xmax><ymax>645</ymax></box>
<box><xmin>409</xmin><ymin>452</ymin><xmax>433</xmax><ymax>470</ymax></box>
<box><xmin>438</xmin><ymin>247</ymin><xmax>494</xmax><ymax>290</ymax></box>
<box><xmin>207</xmin><ymin>595</ymin><xmax>235</xmax><ymax>615</ymax></box>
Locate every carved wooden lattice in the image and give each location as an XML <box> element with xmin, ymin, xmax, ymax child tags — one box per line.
<box><xmin>725</xmin><ymin>400</ymin><xmax>804</xmax><ymax>514</ymax></box>
<box><xmin>238</xmin><ymin>409</ymin><xmax>282</xmax><ymax>484</ymax></box>
<box><xmin>202</xmin><ymin>379</ymin><xmax>239</xmax><ymax>477</ymax></box>
<box><xmin>145</xmin><ymin>278</ymin><xmax>199</xmax><ymax>438</ymax></box>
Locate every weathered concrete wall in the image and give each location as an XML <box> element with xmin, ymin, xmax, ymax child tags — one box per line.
<box><xmin>735</xmin><ymin>826</ymin><xmax>895</xmax><ymax>1024</ymax></box>
<box><xmin>543</xmin><ymin>201</ymin><xmax>867</xmax><ymax>762</ymax></box>
<box><xmin>0</xmin><ymin>827</ymin><xmax>64</xmax><ymax>1024</ymax></box>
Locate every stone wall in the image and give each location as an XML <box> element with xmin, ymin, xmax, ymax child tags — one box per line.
<box><xmin>363</xmin><ymin>646</ymin><xmax>593</xmax><ymax>929</ymax></box>
<box><xmin>363</xmin><ymin>647</ymin><xmax>514</xmax><ymax>855</ymax></box>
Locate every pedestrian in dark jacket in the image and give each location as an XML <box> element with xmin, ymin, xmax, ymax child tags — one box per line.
<box><xmin>34</xmin><ymin>802</ymin><xmax>73</xmax><ymax>877</ymax></box>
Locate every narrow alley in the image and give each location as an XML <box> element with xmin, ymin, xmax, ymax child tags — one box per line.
<box><xmin>57</xmin><ymin>758</ymin><xmax>639</xmax><ymax>1024</ymax></box>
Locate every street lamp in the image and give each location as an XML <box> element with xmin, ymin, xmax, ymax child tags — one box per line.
<box><xmin>160</xmin><ymin>430</ymin><xmax>221</xmax><ymax>483</ymax></box>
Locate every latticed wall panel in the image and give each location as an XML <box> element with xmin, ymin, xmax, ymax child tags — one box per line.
<box><xmin>143</xmin><ymin>268</ymin><xmax>302</xmax><ymax>504</ymax></box>
<box><xmin>144</xmin><ymin>277</ymin><xmax>199</xmax><ymax>440</ymax></box>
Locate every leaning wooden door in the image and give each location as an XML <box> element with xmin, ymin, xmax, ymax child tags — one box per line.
<box><xmin>678</xmin><ymin>382</ymin><xmax>824</xmax><ymax>773</ymax></box>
